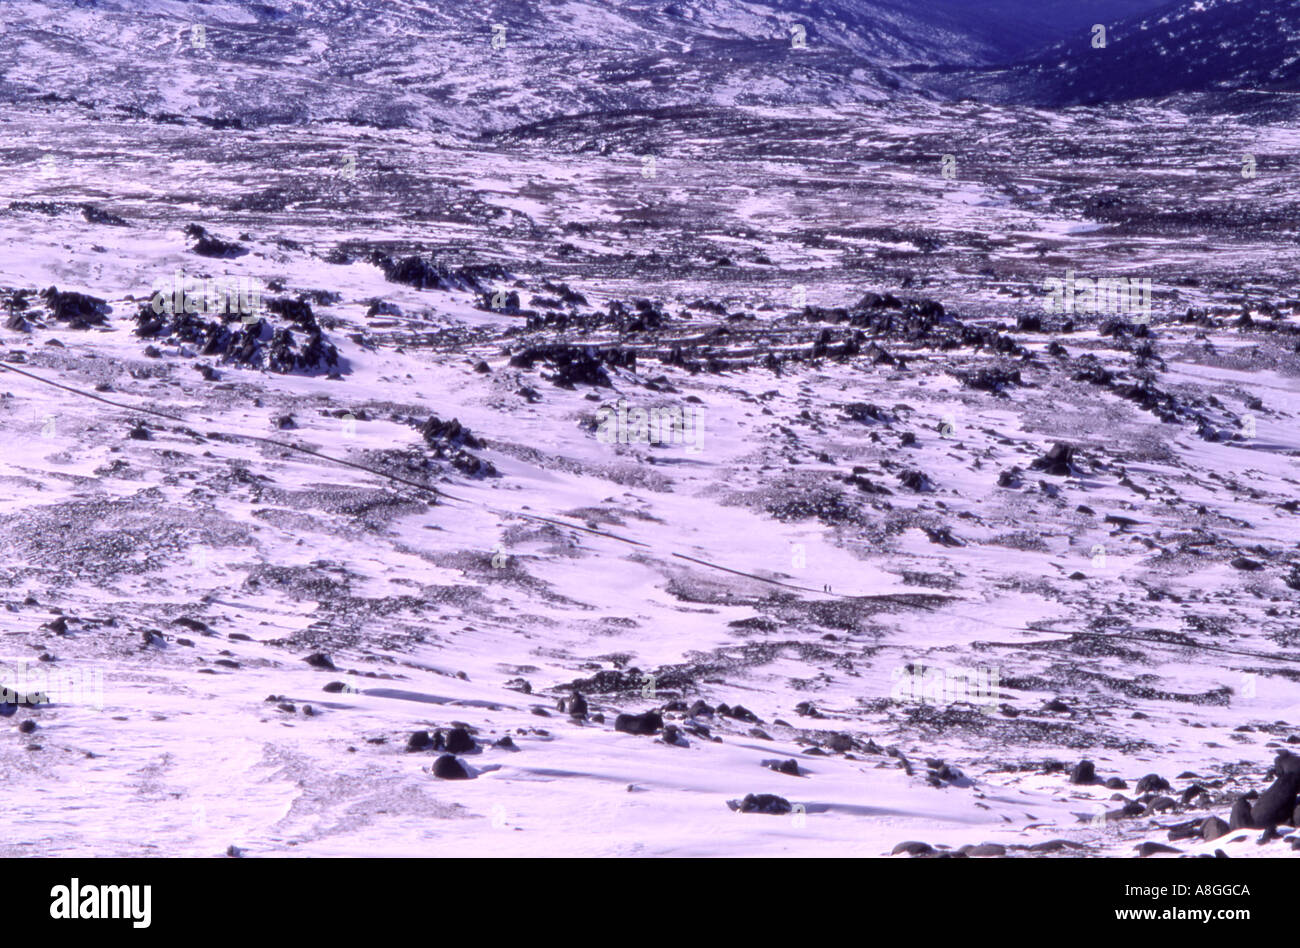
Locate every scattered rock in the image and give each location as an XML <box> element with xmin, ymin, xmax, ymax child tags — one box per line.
<box><xmin>1136</xmin><ymin>841</ymin><xmax>1182</xmax><ymax>857</ymax></box>
<box><xmin>406</xmin><ymin>731</ymin><xmax>434</xmax><ymax>752</ymax></box>
<box><xmin>562</xmin><ymin>692</ymin><xmax>588</xmax><ymax>718</ymax></box>
<box><xmin>1030</xmin><ymin>442</ymin><xmax>1076</xmax><ymax>477</ymax></box>
<box><xmin>723</xmin><ymin>704</ymin><xmax>761</xmax><ymax>724</ymax></box>
<box><xmin>432</xmin><ymin>754</ymin><xmax>473</xmax><ymax>780</ymax></box>
<box><xmin>1229</xmin><ymin>797</ymin><xmax>1254</xmax><ymax>831</ymax></box>
<box><xmin>1135</xmin><ymin>774</ymin><xmax>1172</xmax><ymax>794</ymax></box>
<box><xmin>960</xmin><ymin>843</ymin><xmax>1007</xmax><ymax>857</ymax></box>
<box><xmin>891</xmin><ymin>840</ymin><xmax>934</xmax><ymax>856</ymax></box>
<box><xmin>959</xmin><ymin>366</ymin><xmax>1021</xmax><ymax>393</ymax></box>
<box><xmin>1070</xmin><ymin>760</ymin><xmax>1097</xmax><ymax>785</ymax></box>
<box><xmin>794</xmin><ymin>700</ymin><xmax>822</xmax><ymax>718</ymax></box>
<box><xmin>898</xmin><ymin>469</ymin><xmax>933</xmax><ymax>492</ymax></box>
<box><xmin>997</xmin><ymin>467</ymin><xmax>1023</xmax><ymax>488</ymax></box>
<box><xmin>1144</xmin><ymin>796</ymin><xmax>1178</xmax><ymax>815</ymax></box>
<box><xmin>443</xmin><ymin>727</ymin><xmax>476</xmax><ymax>754</ymax></box>
<box><xmin>614</xmin><ymin>711</ymin><xmax>663</xmax><ymax>736</ymax></box>
<box><xmin>728</xmin><ymin>793</ymin><xmax>792</xmax><ymax>815</ymax></box>
<box><xmin>825</xmin><ymin>733</ymin><xmax>855</xmax><ymax>753</ymax></box>
<box><xmin>688</xmin><ymin>700</ymin><xmax>715</xmax><ymax>717</ymax></box>
<box><xmin>1027</xmin><ymin>839</ymin><xmax>1085</xmax><ymax>853</ymax></box>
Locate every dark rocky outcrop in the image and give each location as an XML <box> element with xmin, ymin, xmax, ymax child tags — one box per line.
<box><xmin>41</xmin><ymin>287</ymin><xmax>110</xmax><ymax>328</ymax></box>
<box><xmin>510</xmin><ymin>344</ymin><xmax>635</xmax><ymax>389</ymax></box>
<box><xmin>134</xmin><ymin>295</ymin><xmax>340</xmax><ymax>375</ymax></box>
<box><xmin>418</xmin><ymin>415</ymin><xmax>496</xmax><ymax>477</ymax></box>
<box><xmin>371</xmin><ymin>251</ymin><xmax>506</xmax><ymax>293</ymax></box>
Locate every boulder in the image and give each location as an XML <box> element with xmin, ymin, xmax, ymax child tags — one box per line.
<box><xmin>432</xmin><ymin>755</ymin><xmax>472</xmax><ymax>780</ymax></box>
<box><xmin>729</xmin><ymin>793</ymin><xmax>793</xmax><ymax>815</ymax></box>
<box><xmin>1250</xmin><ymin>759</ymin><xmax>1300</xmax><ymax>827</ymax></box>
<box><xmin>443</xmin><ymin>727</ymin><xmax>476</xmax><ymax>754</ymax></box>
<box><xmin>1030</xmin><ymin>442</ymin><xmax>1075</xmax><ymax>477</ymax></box>
<box><xmin>1070</xmin><ymin>760</ymin><xmax>1098</xmax><ymax>785</ymax></box>
<box><xmin>614</xmin><ymin>711</ymin><xmax>663</xmax><ymax>736</ymax></box>
<box><xmin>1196</xmin><ymin>811</ymin><xmax>1227</xmax><ymax>842</ymax></box>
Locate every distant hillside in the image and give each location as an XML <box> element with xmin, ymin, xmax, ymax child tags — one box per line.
<box><xmin>936</xmin><ymin>0</ymin><xmax>1300</xmax><ymax>105</ymax></box>
<box><xmin>914</xmin><ymin>0</ymin><xmax>1176</xmax><ymax>61</ymax></box>
<box><xmin>0</xmin><ymin>0</ymin><xmax>997</xmax><ymax>132</ymax></box>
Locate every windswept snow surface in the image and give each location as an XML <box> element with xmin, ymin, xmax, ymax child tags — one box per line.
<box><xmin>1</xmin><ymin>0</ymin><xmax>1299</xmax><ymax>859</ymax></box>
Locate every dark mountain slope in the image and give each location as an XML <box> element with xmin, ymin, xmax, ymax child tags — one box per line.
<box><xmin>933</xmin><ymin>0</ymin><xmax>1300</xmax><ymax>106</ymax></box>
<box><xmin>915</xmin><ymin>0</ymin><xmax>1175</xmax><ymax>61</ymax></box>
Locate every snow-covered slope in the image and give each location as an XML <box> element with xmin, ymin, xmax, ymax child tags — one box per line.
<box><xmin>1</xmin><ymin>1</ymin><xmax>1299</xmax><ymax>860</ymax></box>
<box><xmin>0</xmin><ymin>0</ymin><xmax>1000</xmax><ymax>133</ymax></box>
<box><xmin>3</xmin><ymin>82</ymin><xmax>1300</xmax><ymax>856</ymax></box>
